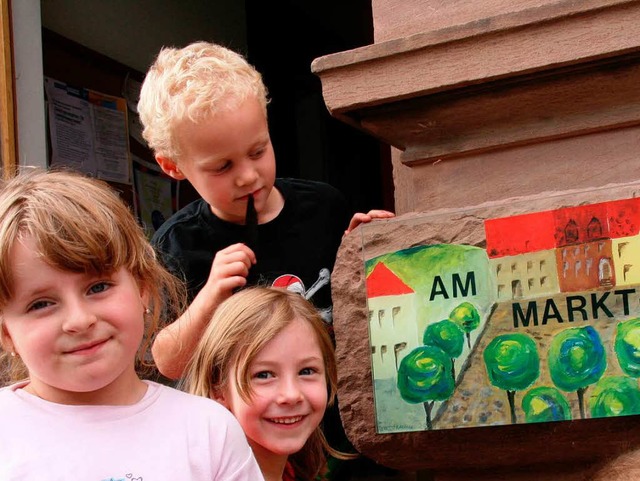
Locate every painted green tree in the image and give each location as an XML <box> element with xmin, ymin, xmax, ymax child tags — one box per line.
<box><xmin>521</xmin><ymin>386</ymin><xmax>572</xmax><ymax>423</ymax></box>
<box><xmin>449</xmin><ymin>302</ymin><xmax>480</xmax><ymax>349</ymax></box>
<box><xmin>423</xmin><ymin>319</ymin><xmax>465</xmax><ymax>380</ymax></box>
<box><xmin>589</xmin><ymin>376</ymin><xmax>640</xmax><ymax>418</ymax></box>
<box><xmin>483</xmin><ymin>333</ymin><xmax>540</xmax><ymax>424</ymax></box>
<box><xmin>548</xmin><ymin>326</ymin><xmax>606</xmax><ymax>419</ymax></box>
<box><xmin>615</xmin><ymin>318</ymin><xmax>640</xmax><ymax>378</ymax></box>
<box><xmin>397</xmin><ymin>345</ymin><xmax>455</xmax><ymax>430</ymax></box>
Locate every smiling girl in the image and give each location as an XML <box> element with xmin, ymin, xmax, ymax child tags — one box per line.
<box><xmin>182</xmin><ymin>287</ymin><xmax>351</xmax><ymax>481</ymax></box>
<box><xmin>0</xmin><ymin>169</ymin><xmax>263</xmax><ymax>480</ymax></box>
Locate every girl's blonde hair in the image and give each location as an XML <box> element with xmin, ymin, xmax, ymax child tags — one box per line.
<box><xmin>0</xmin><ymin>168</ymin><xmax>186</xmax><ymax>383</ymax></box>
<box><xmin>182</xmin><ymin>287</ymin><xmax>345</xmax><ymax>480</ymax></box>
<box><xmin>138</xmin><ymin>41</ymin><xmax>268</xmax><ymax>162</ymax></box>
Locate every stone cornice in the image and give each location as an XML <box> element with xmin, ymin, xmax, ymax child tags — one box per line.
<box><xmin>312</xmin><ymin>0</ymin><xmax>640</xmax><ymax>164</ymax></box>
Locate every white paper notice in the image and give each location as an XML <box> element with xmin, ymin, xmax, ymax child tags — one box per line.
<box><xmin>44</xmin><ymin>77</ymin><xmax>131</xmax><ymax>184</ymax></box>
<box><xmin>92</xmin><ymin>104</ymin><xmax>130</xmax><ymax>183</ymax></box>
<box><xmin>45</xmin><ymin>78</ymin><xmax>96</xmax><ymax>173</ymax></box>
<box><xmin>132</xmin><ymin>155</ymin><xmax>176</xmax><ymax>237</ymax></box>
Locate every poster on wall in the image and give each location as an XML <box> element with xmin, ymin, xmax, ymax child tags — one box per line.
<box><xmin>132</xmin><ymin>155</ymin><xmax>177</xmax><ymax>239</ymax></box>
<box><xmin>44</xmin><ymin>77</ymin><xmax>131</xmax><ymax>184</ymax></box>
<box><xmin>364</xmin><ymin>192</ymin><xmax>640</xmax><ymax>433</ymax></box>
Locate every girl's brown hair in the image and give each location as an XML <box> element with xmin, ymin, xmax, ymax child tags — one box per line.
<box><xmin>0</xmin><ymin>168</ymin><xmax>186</xmax><ymax>382</ymax></box>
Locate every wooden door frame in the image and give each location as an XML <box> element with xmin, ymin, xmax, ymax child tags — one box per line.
<box><xmin>0</xmin><ymin>0</ymin><xmax>16</xmax><ymax>178</ymax></box>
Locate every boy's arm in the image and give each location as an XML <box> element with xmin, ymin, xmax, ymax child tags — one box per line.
<box><xmin>152</xmin><ymin>243</ymin><xmax>256</xmax><ymax>379</ymax></box>
<box><xmin>345</xmin><ymin>209</ymin><xmax>395</xmax><ymax>235</ymax></box>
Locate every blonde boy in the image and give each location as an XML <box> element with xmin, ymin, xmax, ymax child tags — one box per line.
<box><xmin>138</xmin><ymin>41</ymin><xmax>393</xmax><ymax>379</ymax></box>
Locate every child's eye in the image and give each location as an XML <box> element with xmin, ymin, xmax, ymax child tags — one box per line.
<box><xmin>28</xmin><ymin>300</ymin><xmax>53</xmax><ymax>312</ymax></box>
<box><xmin>213</xmin><ymin>161</ymin><xmax>232</xmax><ymax>174</ymax></box>
<box><xmin>88</xmin><ymin>282</ymin><xmax>111</xmax><ymax>295</ymax></box>
<box><xmin>253</xmin><ymin>371</ymin><xmax>274</xmax><ymax>380</ymax></box>
<box><xmin>300</xmin><ymin>367</ymin><xmax>318</xmax><ymax>376</ymax></box>
<box><xmin>249</xmin><ymin>148</ymin><xmax>265</xmax><ymax>159</ymax></box>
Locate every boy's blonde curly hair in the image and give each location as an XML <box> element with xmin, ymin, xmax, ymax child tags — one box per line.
<box><xmin>138</xmin><ymin>41</ymin><xmax>268</xmax><ymax>163</ymax></box>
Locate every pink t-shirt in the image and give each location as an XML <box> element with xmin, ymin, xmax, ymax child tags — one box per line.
<box><xmin>0</xmin><ymin>381</ymin><xmax>264</xmax><ymax>481</ymax></box>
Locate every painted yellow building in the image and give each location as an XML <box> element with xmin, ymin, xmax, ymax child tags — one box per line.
<box><xmin>490</xmin><ymin>249</ymin><xmax>559</xmax><ymax>301</ymax></box>
<box><xmin>612</xmin><ymin>235</ymin><xmax>640</xmax><ymax>286</ymax></box>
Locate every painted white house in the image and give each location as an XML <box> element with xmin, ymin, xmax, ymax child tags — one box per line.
<box><xmin>366</xmin><ymin>262</ymin><xmax>419</xmax><ymax>380</ymax></box>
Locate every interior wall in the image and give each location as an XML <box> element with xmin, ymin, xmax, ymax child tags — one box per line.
<box><xmin>246</xmin><ymin>0</ymin><xmax>393</xmax><ymax>213</ymax></box>
<box><xmin>40</xmin><ymin>0</ymin><xmax>247</xmax><ymax>73</ymax></box>
<box><xmin>13</xmin><ymin>0</ymin><xmax>47</xmax><ymax>168</ymax></box>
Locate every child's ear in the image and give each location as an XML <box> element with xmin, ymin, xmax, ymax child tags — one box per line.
<box><xmin>155</xmin><ymin>155</ymin><xmax>186</xmax><ymax>181</ymax></box>
<box><xmin>210</xmin><ymin>387</ymin><xmax>229</xmax><ymax>408</ymax></box>
<box><xmin>134</xmin><ymin>280</ymin><xmax>151</xmax><ymax>316</ymax></box>
<box><xmin>139</xmin><ymin>283</ymin><xmax>151</xmax><ymax>307</ymax></box>
<box><xmin>0</xmin><ymin>324</ymin><xmax>15</xmax><ymax>355</ymax></box>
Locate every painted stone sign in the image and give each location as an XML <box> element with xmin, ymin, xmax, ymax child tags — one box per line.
<box><xmin>364</xmin><ymin>196</ymin><xmax>640</xmax><ymax>433</ymax></box>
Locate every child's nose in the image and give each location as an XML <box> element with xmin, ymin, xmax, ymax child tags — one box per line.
<box><xmin>235</xmin><ymin>161</ymin><xmax>259</xmax><ymax>187</ymax></box>
<box><xmin>277</xmin><ymin>377</ymin><xmax>304</xmax><ymax>404</ymax></box>
<box><xmin>62</xmin><ymin>302</ymin><xmax>97</xmax><ymax>333</ymax></box>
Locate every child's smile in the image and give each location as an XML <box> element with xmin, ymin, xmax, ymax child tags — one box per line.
<box><xmin>1</xmin><ymin>236</ymin><xmax>148</xmax><ymax>405</ymax></box>
<box><xmin>220</xmin><ymin>317</ymin><xmax>328</xmax><ymax>463</ymax></box>
<box><xmin>62</xmin><ymin>337</ymin><xmax>110</xmax><ymax>356</ymax></box>
<box><xmin>268</xmin><ymin>415</ymin><xmax>304</xmax><ymax>425</ymax></box>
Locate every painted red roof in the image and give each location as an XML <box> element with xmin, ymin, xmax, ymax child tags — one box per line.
<box><xmin>607</xmin><ymin>197</ymin><xmax>640</xmax><ymax>238</ymax></box>
<box><xmin>484</xmin><ymin>197</ymin><xmax>640</xmax><ymax>258</ymax></box>
<box><xmin>485</xmin><ymin>210</ymin><xmax>556</xmax><ymax>258</ymax></box>
<box><xmin>366</xmin><ymin>262</ymin><xmax>414</xmax><ymax>297</ymax></box>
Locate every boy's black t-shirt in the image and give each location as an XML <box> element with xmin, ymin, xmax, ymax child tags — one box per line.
<box><xmin>152</xmin><ymin>177</ymin><xmax>390</xmax><ymax>479</ymax></box>
<box><xmin>151</xmin><ymin>177</ymin><xmax>352</xmax><ymax>323</ymax></box>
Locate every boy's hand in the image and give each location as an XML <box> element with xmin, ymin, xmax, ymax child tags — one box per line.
<box><xmin>204</xmin><ymin>243</ymin><xmax>256</xmax><ymax>304</ymax></box>
<box><xmin>345</xmin><ymin>209</ymin><xmax>395</xmax><ymax>235</ymax></box>
<box><xmin>151</xmin><ymin>243</ymin><xmax>256</xmax><ymax>380</ymax></box>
